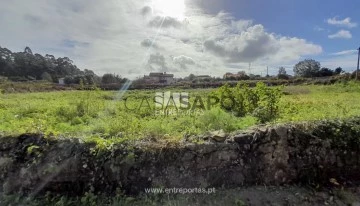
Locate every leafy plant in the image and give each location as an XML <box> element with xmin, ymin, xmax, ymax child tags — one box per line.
<box><xmin>217</xmin><ymin>82</ymin><xmax>283</xmax><ymax>123</ymax></box>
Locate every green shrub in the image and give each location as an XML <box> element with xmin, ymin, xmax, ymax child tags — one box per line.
<box><xmin>217</xmin><ymin>82</ymin><xmax>283</xmax><ymax>123</ymax></box>
<box><xmin>254</xmin><ymin>82</ymin><xmax>283</xmax><ymax>123</ymax></box>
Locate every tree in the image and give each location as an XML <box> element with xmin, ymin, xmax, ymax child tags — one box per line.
<box><xmin>188</xmin><ymin>74</ymin><xmax>196</xmax><ymax>81</ymax></box>
<box><xmin>101</xmin><ymin>73</ymin><xmax>122</xmax><ymax>84</ymax></box>
<box><xmin>41</xmin><ymin>72</ymin><xmax>53</xmax><ymax>82</ymax></box>
<box><xmin>237</xmin><ymin>71</ymin><xmax>247</xmax><ymax>76</ymax></box>
<box><xmin>334</xmin><ymin>67</ymin><xmax>344</xmax><ymax>75</ymax></box>
<box><xmin>317</xmin><ymin>68</ymin><xmax>334</xmax><ymax>77</ymax></box>
<box><xmin>0</xmin><ymin>46</ymin><xmax>98</xmax><ymax>82</ymax></box>
<box><xmin>64</xmin><ymin>76</ymin><xmax>74</xmax><ymax>84</ymax></box>
<box><xmin>277</xmin><ymin>67</ymin><xmax>288</xmax><ymax>79</ymax></box>
<box><xmin>0</xmin><ymin>47</ymin><xmax>14</xmax><ymax>77</ymax></box>
<box><xmin>293</xmin><ymin>59</ymin><xmax>321</xmax><ymax>78</ymax></box>
<box><xmin>278</xmin><ymin>67</ymin><xmax>287</xmax><ymax>75</ymax></box>
<box><xmin>237</xmin><ymin>71</ymin><xmax>250</xmax><ymax>80</ymax></box>
<box><xmin>24</xmin><ymin>46</ymin><xmax>33</xmax><ymax>55</ymax></box>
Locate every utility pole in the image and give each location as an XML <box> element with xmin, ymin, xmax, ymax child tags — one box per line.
<box><xmin>357</xmin><ymin>47</ymin><xmax>360</xmax><ymax>80</ymax></box>
<box><xmin>267</xmin><ymin>66</ymin><xmax>269</xmax><ymax>77</ymax></box>
<box><xmin>249</xmin><ymin>63</ymin><xmax>252</xmax><ymax>75</ymax></box>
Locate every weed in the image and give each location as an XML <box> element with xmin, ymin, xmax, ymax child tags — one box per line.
<box><xmin>0</xmin><ymin>84</ymin><xmax>360</xmax><ymax>143</ymax></box>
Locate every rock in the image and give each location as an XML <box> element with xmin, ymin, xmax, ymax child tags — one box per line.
<box><xmin>1</xmin><ymin>118</ymin><xmax>360</xmax><ymax>196</ymax></box>
<box><xmin>210</xmin><ymin>130</ymin><xmax>227</xmax><ymax>142</ymax></box>
<box><xmin>233</xmin><ymin>133</ymin><xmax>253</xmax><ymax>144</ymax></box>
<box><xmin>225</xmin><ymin>138</ymin><xmax>234</xmax><ymax>144</ymax></box>
<box><xmin>258</xmin><ymin>127</ymin><xmax>268</xmax><ymax>134</ymax></box>
<box><xmin>0</xmin><ymin>157</ymin><xmax>13</xmax><ymax>169</ymax></box>
<box><xmin>181</xmin><ymin>152</ymin><xmax>195</xmax><ymax>161</ymax></box>
<box><xmin>0</xmin><ymin>137</ymin><xmax>18</xmax><ymax>151</ymax></box>
<box><xmin>3</xmin><ymin>179</ymin><xmax>14</xmax><ymax>194</ymax></box>
<box><xmin>197</xmin><ymin>144</ymin><xmax>218</xmax><ymax>154</ymax></box>
<box><xmin>316</xmin><ymin>192</ymin><xmax>328</xmax><ymax>199</ymax></box>
<box><xmin>275</xmin><ymin>126</ymin><xmax>288</xmax><ymax>138</ymax></box>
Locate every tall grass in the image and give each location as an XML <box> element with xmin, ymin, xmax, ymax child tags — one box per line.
<box><xmin>1</xmin><ymin>83</ymin><xmax>360</xmax><ymax>142</ymax></box>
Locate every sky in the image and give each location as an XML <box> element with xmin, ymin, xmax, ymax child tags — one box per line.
<box><xmin>0</xmin><ymin>0</ymin><xmax>359</xmax><ymax>78</ymax></box>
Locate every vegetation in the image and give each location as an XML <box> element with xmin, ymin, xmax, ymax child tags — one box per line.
<box><xmin>279</xmin><ymin>81</ymin><xmax>360</xmax><ymax>122</ymax></box>
<box><xmin>101</xmin><ymin>74</ymin><xmax>128</xmax><ymax>84</ymax></box>
<box><xmin>277</xmin><ymin>67</ymin><xmax>288</xmax><ymax>79</ymax></box>
<box><xmin>0</xmin><ymin>46</ymin><xmax>127</xmax><ymax>86</ymax></box>
<box><xmin>1</xmin><ymin>82</ymin><xmax>360</xmax><ymax>143</ymax></box>
<box><xmin>216</xmin><ymin>82</ymin><xmax>283</xmax><ymax>123</ymax></box>
<box><xmin>0</xmin><ymin>46</ymin><xmax>353</xmax><ymax>90</ymax></box>
<box><xmin>294</xmin><ymin>59</ymin><xmax>321</xmax><ymax>78</ymax></box>
<box><xmin>0</xmin><ymin>46</ymin><xmax>97</xmax><ymax>83</ymax></box>
<box><xmin>293</xmin><ymin>59</ymin><xmax>344</xmax><ymax>78</ymax></box>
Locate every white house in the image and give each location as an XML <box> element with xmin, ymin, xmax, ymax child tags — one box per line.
<box><xmin>58</xmin><ymin>78</ymin><xmax>65</xmax><ymax>85</ymax></box>
<box><xmin>144</xmin><ymin>72</ymin><xmax>175</xmax><ymax>85</ymax></box>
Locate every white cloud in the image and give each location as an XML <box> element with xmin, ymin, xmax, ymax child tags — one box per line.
<box><xmin>321</xmin><ymin>54</ymin><xmax>358</xmax><ymax>72</ymax></box>
<box><xmin>272</xmin><ymin>37</ymin><xmax>322</xmax><ymax>64</ymax></box>
<box><xmin>331</xmin><ymin>50</ymin><xmax>357</xmax><ymax>56</ymax></box>
<box><xmin>173</xmin><ymin>55</ymin><xmax>195</xmax><ymax>70</ymax></box>
<box><xmin>203</xmin><ymin>25</ymin><xmax>279</xmax><ymax>63</ymax></box>
<box><xmin>147</xmin><ymin>53</ymin><xmax>173</xmax><ymax>72</ymax></box>
<box><xmin>0</xmin><ymin>0</ymin><xmax>323</xmax><ymax>78</ymax></box>
<box><xmin>328</xmin><ymin>30</ymin><xmax>352</xmax><ymax>39</ymax></box>
<box><xmin>148</xmin><ymin>16</ymin><xmax>182</xmax><ymax>28</ymax></box>
<box><xmin>203</xmin><ymin>24</ymin><xmax>322</xmax><ymax>64</ymax></box>
<box><xmin>321</xmin><ymin>50</ymin><xmax>358</xmax><ymax>72</ymax></box>
<box><xmin>327</xmin><ymin>17</ymin><xmax>357</xmax><ymax>28</ymax></box>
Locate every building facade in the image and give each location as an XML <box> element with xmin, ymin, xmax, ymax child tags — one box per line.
<box><xmin>143</xmin><ymin>72</ymin><xmax>175</xmax><ymax>84</ymax></box>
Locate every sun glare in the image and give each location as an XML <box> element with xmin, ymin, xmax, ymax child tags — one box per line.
<box><xmin>152</xmin><ymin>0</ymin><xmax>186</xmax><ymax>20</ymax></box>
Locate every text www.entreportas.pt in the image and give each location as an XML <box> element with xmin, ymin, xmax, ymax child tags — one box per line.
<box><xmin>145</xmin><ymin>187</ymin><xmax>216</xmax><ymax>195</ymax></box>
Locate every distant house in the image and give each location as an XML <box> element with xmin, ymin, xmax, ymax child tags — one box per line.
<box><xmin>143</xmin><ymin>72</ymin><xmax>175</xmax><ymax>85</ymax></box>
<box><xmin>223</xmin><ymin>72</ymin><xmax>249</xmax><ymax>80</ymax></box>
<box><xmin>223</xmin><ymin>73</ymin><xmax>236</xmax><ymax>79</ymax></box>
<box><xmin>58</xmin><ymin>78</ymin><xmax>65</xmax><ymax>85</ymax></box>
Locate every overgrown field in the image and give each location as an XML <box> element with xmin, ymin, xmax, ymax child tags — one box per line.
<box><xmin>0</xmin><ymin>81</ymin><xmax>360</xmax><ymax>143</ymax></box>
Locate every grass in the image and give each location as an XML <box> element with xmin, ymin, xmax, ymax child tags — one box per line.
<box><xmin>0</xmin><ymin>81</ymin><xmax>72</xmax><ymax>93</ymax></box>
<box><xmin>1</xmin><ymin>82</ymin><xmax>360</xmax><ymax>143</ymax></box>
<box><xmin>278</xmin><ymin>82</ymin><xmax>360</xmax><ymax>122</ymax></box>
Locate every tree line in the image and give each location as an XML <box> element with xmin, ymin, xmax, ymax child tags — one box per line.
<box><xmin>0</xmin><ymin>46</ymin><xmax>350</xmax><ymax>85</ymax></box>
<box><xmin>0</xmin><ymin>46</ymin><xmax>127</xmax><ymax>85</ymax></box>
<box><xmin>278</xmin><ymin>59</ymin><xmax>344</xmax><ymax>79</ymax></box>
<box><xmin>0</xmin><ymin>46</ymin><xmax>91</xmax><ymax>82</ymax></box>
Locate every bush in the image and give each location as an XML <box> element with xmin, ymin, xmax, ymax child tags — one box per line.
<box><xmin>217</xmin><ymin>82</ymin><xmax>283</xmax><ymax>123</ymax></box>
<box><xmin>278</xmin><ymin>74</ymin><xmax>289</xmax><ymax>80</ymax></box>
<box><xmin>254</xmin><ymin>82</ymin><xmax>283</xmax><ymax>123</ymax></box>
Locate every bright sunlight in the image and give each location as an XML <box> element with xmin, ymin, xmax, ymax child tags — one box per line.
<box><xmin>151</xmin><ymin>0</ymin><xmax>186</xmax><ymax>20</ymax></box>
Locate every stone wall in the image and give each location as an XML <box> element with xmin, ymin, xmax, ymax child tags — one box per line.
<box><xmin>1</xmin><ymin>118</ymin><xmax>360</xmax><ymax>196</ymax></box>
